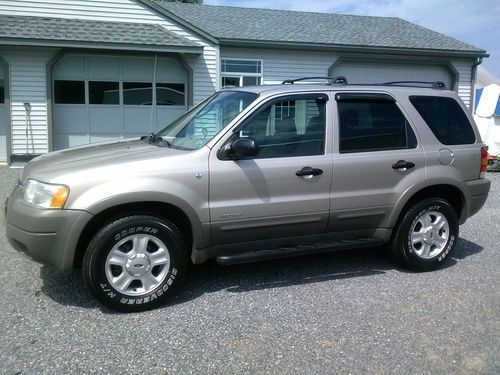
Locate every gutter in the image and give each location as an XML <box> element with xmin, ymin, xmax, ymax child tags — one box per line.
<box><xmin>0</xmin><ymin>38</ymin><xmax>203</xmax><ymax>55</ymax></box>
<box><xmin>218</xmin><ymin>38</ymin><xmax>489</xmax><ymax>59</ymax></box>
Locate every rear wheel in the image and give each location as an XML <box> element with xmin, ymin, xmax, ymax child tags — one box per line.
<box><xmin>390</xmin><ymin>198</ymin><xmax>459</xmax><ymax>271</ymax></box>
<box><xmin>82</xmin><ymin>215</ymin><xmax>188</xmax><ymax>312</ymax></box>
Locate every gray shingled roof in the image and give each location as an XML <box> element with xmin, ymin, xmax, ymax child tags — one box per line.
<box><xmin>0</xmin><ymin>14</ymin><xmax>201</xmax><ymax>53</ymax></box>
<box><xmin>159</xmin><ymin>2</ymin><xmax>485</xmax><ymax>55</ymax></box>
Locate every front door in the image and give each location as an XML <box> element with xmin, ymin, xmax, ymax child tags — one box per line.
<box><xmin>209</xmin><ymin>93</ymin><xmax>333</xmax><ymax>245</ymax></box>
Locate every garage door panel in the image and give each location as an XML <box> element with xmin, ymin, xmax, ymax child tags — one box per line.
<box><xmin>156</xmin><ymin>59</ymin><xmax>187</xmax><ymax>82</ymax></box>
<box><xmin>122</xmin><ymin>58</ymin><xmax>154</xmax><ymax>81</ymax></box>
<box><xmin>54</xmin><ymin>133</ymin><xmax>90</xmax><ymax>150</ymax></box>
<box><xmin>53</xmin><ymin>55</ymin><xmax>187</xmax><ymax>151</ymax></box>
<box><xmin>89</xmin><ymin>107</ymin><xmax>122</xmax><ymax>134</ymax></box>
<box><xmin>332</xmin><ymin>62</ymin><xmax>451</xmax><ymax>88</ymax></box>
<box><xmin>87</xmin><ymin>56</ymin><xmax>120</xmax><ymax>80</ymax></box>
<box><xmin>156</xmin><ymin>107</ymin><xmax>185</xmax><ymax>131</ymax></box>
<box><xmin>54</xmin><ymin>106</ymin><xmax>87</xmax><ymax>133</ymax></box>
<box><xmin>123</xmin><ymin>107</ymin><xmax>154</xmax><ymax>133</ymax></box>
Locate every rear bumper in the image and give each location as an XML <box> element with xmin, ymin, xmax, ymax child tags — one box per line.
<box><xmin>459</xmin><ymin>178</ymin><xmax>491</xmax><ymax>224</ymax></box>
<box><xmin>5</xmin><ymin>184</ymin><xmax>93</xmax><ymax>271</ymax></box>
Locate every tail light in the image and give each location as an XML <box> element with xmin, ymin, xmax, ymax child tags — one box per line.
<box><xmin>480</xmin><ymin>147</ymin><xmax>488</xmax><ymax>179</ymax></box>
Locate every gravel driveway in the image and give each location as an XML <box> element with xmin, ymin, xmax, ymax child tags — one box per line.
<box><xmin>0</xmin><ymin>166</ymin><xmax>499</xmax><ymax>374</ymax></box>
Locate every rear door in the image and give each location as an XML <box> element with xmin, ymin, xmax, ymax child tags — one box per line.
<box><xmin>329</xmin><ymin>92</ymin><xmax>426</xmax><ymax>232</ymax></box>
<box><xmin>209</xmin><ymin>93</ymin><xmax>333</xmax><ymax>245</ymax></box>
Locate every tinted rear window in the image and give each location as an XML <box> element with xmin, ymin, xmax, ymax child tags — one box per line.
<box><xmin>409</xmin><ymin>96</ymin><xmax>475</xmax><ymax>145</ymax></box>
<box><xmin>338</xmin><ymin>99</ymin><xmax>417</xmax><ymax>153</ymax></box>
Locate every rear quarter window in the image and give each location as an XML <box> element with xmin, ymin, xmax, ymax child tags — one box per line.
<box><xmin>409</xmin><ymin>96</ymin><xmax>475</xmax><ymax>145</ymax></box>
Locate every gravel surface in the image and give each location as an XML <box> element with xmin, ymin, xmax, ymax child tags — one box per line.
<box><xmin>0</xmin><ymin>166</ymin><xmax>499</xmax><ymax>374</ymax></box>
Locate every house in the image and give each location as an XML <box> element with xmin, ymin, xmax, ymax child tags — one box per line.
<box><xmin>0</xmin><ymin>0</ymin><xmax>488</xmax><ymax>165</ymax></box>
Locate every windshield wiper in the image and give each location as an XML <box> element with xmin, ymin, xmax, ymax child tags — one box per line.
<box><xmin>141</xmin><ymin>133</ymin><xmax>170</xmax><ymax>147</ymax></box>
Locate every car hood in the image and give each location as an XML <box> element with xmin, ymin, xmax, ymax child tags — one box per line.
<box><xmin>21</xmin><ymin>138</ymin><xmax>186</xmax><ymax>183</ymax></box>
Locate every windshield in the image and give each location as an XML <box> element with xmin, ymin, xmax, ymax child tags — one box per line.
<box><xmin>156</xmin><ymin>90</ymin><xmax>259</xmax><ymax>150</ymax></box>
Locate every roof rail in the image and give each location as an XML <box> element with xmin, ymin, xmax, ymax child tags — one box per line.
<box><xmin>381</xmin><ymin>81</ymin><xmax>447</xmax><ymax>89</ymax></box>
<box><xmin>282</xmin><ymin>76</ymin><xmax>348</xmax><ymax>85</ymax></box>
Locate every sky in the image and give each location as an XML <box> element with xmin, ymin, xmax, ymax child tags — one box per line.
<box><xmin>203</xmin><ymin>0</ymin><xmax>500</xmax><ymax>77</ymax></box>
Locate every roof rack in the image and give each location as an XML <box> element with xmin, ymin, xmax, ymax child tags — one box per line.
<box><xmin>381</xmin><ymin>81</ymin><xmax>447</xmax><ymax>89</ymax></box>
<box><xmin>282</xmin><ymin>76</ymin><xmax>348</xmax><ymax>85</ymax></box>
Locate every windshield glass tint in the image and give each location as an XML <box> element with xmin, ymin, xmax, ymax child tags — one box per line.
<box><xmin>157</xmin><ymin>91</ymin><xmax>259</xmax><ymax>150</ymax></box>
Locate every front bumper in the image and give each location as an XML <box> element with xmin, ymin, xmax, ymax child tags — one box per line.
<box><xmin>5</xmin><ymin>184</ymin><xmax>93</xmax><ymax>271</ymax></box>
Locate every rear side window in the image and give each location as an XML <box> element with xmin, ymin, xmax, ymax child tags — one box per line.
<box><xmin>409</xmin><ymin>96</ymin><xmax>475</xmax><ymax>145</ymax></box>
<box><xmin>337</xmin><ymin>94</ymin><xmax>417</xmax><ymax>153</ymax></box>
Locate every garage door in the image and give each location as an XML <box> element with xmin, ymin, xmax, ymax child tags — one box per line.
<box><xmin>0</xmin><ymin>70</ymin><xmax>6</xmax><ymax>163</ymax></box>
<box><xmin>330</xmin><ymin>62</ymin><xmax>452</xmax><ymax>88</ymax></box>
<box><xmin>53</xmin><ymin>55</ymin><xmax>188</xmax><ymax>150</ymax></box>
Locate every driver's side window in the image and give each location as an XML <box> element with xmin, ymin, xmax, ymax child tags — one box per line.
<box><xmin>236</xmin><ymin>95</ymin><xmax>327</xmax><ymax>158</ymax></box>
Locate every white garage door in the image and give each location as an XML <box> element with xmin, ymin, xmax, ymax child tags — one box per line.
<box><xmin>331</xmin><ymin>62</ymin><xmax>452</xmax><ymax>89</ymax></box>
<box><xmin>0</xmin><ymin>70</ymin><xmax>6</xmax><ymax>163</ymax></box>
<box><xmin>53</xmin><ymin>55</ymin><xmax>188</xmax><ymax>150</ymax></box>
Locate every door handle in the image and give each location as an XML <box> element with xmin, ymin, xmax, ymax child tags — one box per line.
<box><xmin>296</xmin><ymin>166</ymin><xmax>323</xmax><ymax>177</ymax></box>
<box><xmin>392</xmin><ymin>160</ymin><xmax>415</xmax><ymax>170</ymax></box>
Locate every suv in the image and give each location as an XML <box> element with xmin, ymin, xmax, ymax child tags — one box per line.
<box><xmin>5</xmin><ymin>78</ymin><xmax>491</xmax><ymax>312</ymax></box>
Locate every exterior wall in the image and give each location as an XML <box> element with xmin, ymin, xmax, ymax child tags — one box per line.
<box><xmin>221</xmin><ymin>47</ymin><xmax>337</xmax><ymax>84</ymax></box>
<box><xmin>0</xmin><ymin>0</ymin><xmax>218</xmax><ymax>104</ymax></box>
<box><xmin>0</xmin><ymin>0</ymin><xmax>218</xmax><ymax>161</ymax></box>
<box><xmin>451</xmin><ymin>59</ymin><xmax>475</xmax><ymax>109</ymax></box>
<box><xmin>1</xmin><ymin>49</ymin><xmax>57</xmax><ymax>156</ymax></box>
<box><xmin>223</xmin><ymin>47</ymin><xmax>476</xmax><ymax>110</ymax></box>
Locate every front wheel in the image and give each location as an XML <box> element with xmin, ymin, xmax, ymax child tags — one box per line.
<box><xmin>390</xmin><ymin>198</ymin><xmax>459</xmax><ymax>271</ymax></box>
<box><xmin>82</xmin><ymin>215</ymin><xmax>188</xmax><ymax>312</ymax></box>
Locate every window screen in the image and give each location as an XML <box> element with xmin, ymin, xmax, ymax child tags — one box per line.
<box><xmin>409</xmin><ymin>96</ymin><xmax>475</xmax><ymax>145</ymax></box>
<box><xmin>54</xmin><ymin>80</ymin><xmax>85</xmax><ymax>104</ymax></box>
<box><xmin>338</xmin><ymin>99</ymin><xmax>417</xmax><ymax>153</ymax></box>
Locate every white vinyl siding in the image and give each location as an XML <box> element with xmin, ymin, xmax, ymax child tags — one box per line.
<box><xmin>221</xmin><ymin>48</ymin><xmax>336</xmax><ymax>85</ymax></box>
<box><xmin>1</xmin><ymin>50</ymin><xmax>57</xmax><ymax>156</ymax></box>
<box><xmin>0</xmin><ymin>66</ymin><xmax>6</xmax><ymax>162</ymax></box>
<box><xmin>452</xmin><ymin>59</ymin><xmax>474</xmax><ymax>109</ymax></box>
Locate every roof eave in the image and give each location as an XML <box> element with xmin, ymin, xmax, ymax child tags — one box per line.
<box><xmin>0</xmin><ymin>38</ymin><xmax>203</xmax><ymax>54</ymax></box>
<box><xmin>218</xmin><ymin>38</ymin><xmax>489</xmax><ymax>58</ymax></box>
<box><xmin>134</xmin><ymin>0</ymin><xmax>218</xmax><ymax>45</ymax></box>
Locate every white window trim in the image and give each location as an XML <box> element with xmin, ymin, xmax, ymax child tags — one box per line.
<box><xmin>221</xmin><ymin>58</ymin><xmax>264</xmax><ymax>88</ymax></box>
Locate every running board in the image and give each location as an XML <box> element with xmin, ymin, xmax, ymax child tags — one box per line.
<box><xmin>216</xmin><ymin>238</ymin><xmax>384</xmax><ymax>265</ymax></box>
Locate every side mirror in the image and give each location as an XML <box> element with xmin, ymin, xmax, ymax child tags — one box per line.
<box><xmin>230</xmin><ymin>138</ymin><xmax>258</xmax><ymax>158</ymax></box>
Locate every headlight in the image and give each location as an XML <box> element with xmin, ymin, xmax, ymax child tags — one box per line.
<box><xmin>23</xmin><ymin>179</ymin><xmax>69</xmax><ymax>209</ymax></box>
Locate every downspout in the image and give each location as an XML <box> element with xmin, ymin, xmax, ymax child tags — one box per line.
<box><xmin>470</xmin><ymin>57</ymin><xmax>483</xmax><ymax>112</ymax></box>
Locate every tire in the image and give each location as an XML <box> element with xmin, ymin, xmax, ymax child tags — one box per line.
<box><xmin>82</xmin><ymin>215</ymin><xmax>188</xmax><ymax>312</ymax></box>
<box><xmin>390</xmin><ymin>198</ymin><xmax>459</xmax><ymax>271</ymax></box>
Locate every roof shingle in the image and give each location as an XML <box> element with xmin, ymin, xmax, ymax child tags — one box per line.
<box><xmin>159</xmin><ymin>2</ymin><xmax>484</xmax><ymax>54</ymax></box>
<box><xmin>0</xmin><ymin>14</ymin><xmax>200</xmax><ymax>52</ymax></box>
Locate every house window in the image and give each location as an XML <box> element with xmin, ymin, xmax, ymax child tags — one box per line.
<box><xmin>54</xmin><ymin>80</ymin><xmax>85</xmax><ymax>104</ymax></box>
<box><xmin>89</xmin><ymin>81</ymin><xmax>119</xmax><ymax>105</ymax></box>
<box><xmin>221</xmin><ymin>59</ymin><xmax>262</xmax><ymax>88</ymax></box>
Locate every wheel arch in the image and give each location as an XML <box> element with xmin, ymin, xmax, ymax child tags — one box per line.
<box><xmin>389</xmin><ymin>183</ymin><xmax>465</xmax><ymax>230</ymax></box>
<box><xmin>73</xmin><ymin>201</ymin><xmax>202</xmax><ymax>269</ymax></box>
